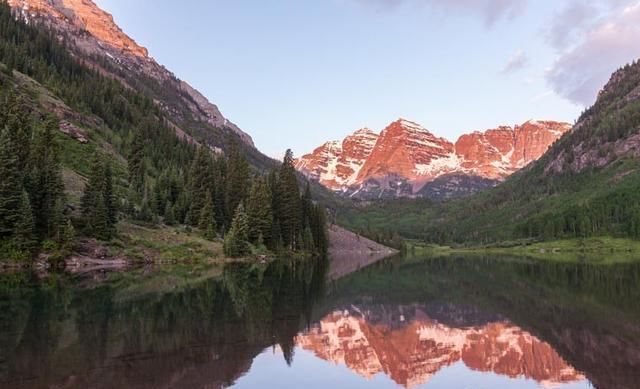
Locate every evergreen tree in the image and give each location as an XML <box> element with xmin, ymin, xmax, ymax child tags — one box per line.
<box><xmin>81</xmin><ymin>155</ymin><xmax>115</xmax><ymax>239</ymax></box>
<box><xmin>138</xmin><ymin>198</ymin><xmax>154</xmax><ymax>223</ymax></box>
<box><xmin>246</xmin><ymin>176</ymin><xmax>273</xmax><ymax>245</ymax></box>
<box><xmin>0</xmin><ymin>127</ymin><xmax>22</xmax><ymax>238</ymax></box>
<box><xmin>276</xmin><ymin>150</ymin><xmax>301</xmax><ymax>250</ymax></box>
<box><xmin>199</xmin><ymin>194</ymin><xmax>217</xmax><ymax>240</ymax></box>
<box><xmin>60</xmin><ymin>219</ymin><xmax>75</xmax><ymax>254</ymax></box>
<box><xmin>82</xmin><ymin>155</ymin><xmax>104</xmax><ymax>218</ymax></box>
<box><xmin>301</xmin><ymin>182</ymin><xmax>312</xmax><ymax>227</ymax></box>
<box><xmin>152</xmin><ymin>182</ymin><xmax>164</xmax><ymax>216</ymax></box>
<box><xmin>224</xmin><ymin>203</ymin><xmax>251</xmax><ymax>257</ymax></box>
<box><xmin>92</xmin><ymin>193</ymin><xmax>109</xmax><ymax>240</ymax></box>
<box><xmin>312</xmin><ymin>205</ymin><xmax>328</xmax><ymax>255</ymax></box>
<box><xmin>164</xmin><ymin>201</ymin><xmax>176</xmax><ymax>226</ymax></box>
<box><xmin>13</xmin><ymin>191</ymin><xmax>35</xmax><ymax>253</ymax></box>
<box><xmin>128</xmin><ymin>130</ymin><xmax>145</xmax><ymax>193</ymax></box>
<box><xmin>187</xmin><ymin>148</ymin><xmax>214</xmax><ymax>225</ymax></box>
<box><xmin>271</xmin><ymin>219</ymin><xmax>283</xmax><ymax>251</ymax></box>
<box><xmin>3</xmin><ymin>92</ymin><xmax>32</xmax><ymax>173</ymax></box>
<box><xmin>213</xmin><ymin>175</ymin><xmax>227</xmax><ymax>229</ymax></box>
<box><xmin>103</xmin><ymin>161</ymin><xmax>117</xmax><ymax>227</ymax></box>
<box><xmin>226</xmin><ymin>144</ymin><xmax>250</xmax><ymax>223</ymax></box>
<box><xmin>51</xmin><ymin>197</ymin><xmax>67</xmax><ymax>244</ymax></box>
<box><xmin>302</xmin><ymin>224</ymin><xmax>314</xmax><ymax>251</ymax></box>
<box><xmin>204</xmin><ymin>219</ymin><xmax>218</xmax><ymax>241</ymax></box>
<box><xmin>29</xmin><ymin>115</ymin><xmax>64</xmax><ymax>238</ymax></box>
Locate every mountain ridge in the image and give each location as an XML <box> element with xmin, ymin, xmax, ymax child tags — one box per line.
<box><xmin>297</xmin><ymin>118</ymin><xmax>570</xmax><ymax>199</ymax></box>
<box><xmin>339</xmin><ymin>60</ymin><xmax>640</xmax><ymax>244</ymax></box>
<box><xmin>298</xmin><ymin>306</ymin><xmax>584</xmax><ymax>388</ymax></box>
<box><xmin>7</xmin><ymin>0</ymin><xmax>259</xmax><ymax>153</ymax></box>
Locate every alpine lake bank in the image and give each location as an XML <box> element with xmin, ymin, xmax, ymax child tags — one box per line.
<box><xmin>405</xmin><ymin>236</ymin><xmax>640</xmax><ymax>264</ymax></box>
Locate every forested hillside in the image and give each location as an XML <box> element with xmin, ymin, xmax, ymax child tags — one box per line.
<box><xmin>0</xmin><ymin>2</ymin><xmax>327</xmax><ymax>261</ymax></box>
<box><xmin>341</xmin><ymin>60</ymin><xmax>640</xmax><ymax>246</ymax></box>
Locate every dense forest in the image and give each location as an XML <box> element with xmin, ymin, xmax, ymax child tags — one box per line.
<box><xmin>0</xmin><ymin>2</ymin><xmax>327</xmax><ymax>260</ymax></box>
<box><xmin>341</xmin><ymin>60</ymin><xmax>640</xmax><ymax>246</ymax></box>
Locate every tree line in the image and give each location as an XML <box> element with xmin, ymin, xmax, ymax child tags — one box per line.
<box><xmin>127</xmin><ymin>145</ymin><xmax>328</xmax><ymax>257</ymax></box>
<box><xmin>0</xmin><ymin>0</ymin><xmax>328</xmax><ymax>260</ymax></box>
<box><xmin>0</xmin><ymin>91</ymin><xmax>74</xmax><ymax>259</ymax></box>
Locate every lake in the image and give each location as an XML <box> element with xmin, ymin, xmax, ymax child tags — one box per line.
<box><xmin>1</xmin><ymin>254</ymin><xmax>639</xmax><ymax>389</ymax></box>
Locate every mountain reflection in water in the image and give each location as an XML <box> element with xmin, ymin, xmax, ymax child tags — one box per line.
<box><xmin>0</xmin><ymin>255</ymin><xmax>639</xmax><ymax>389</ymax></box>
<box><xmin>297</xmin><ymin>305</ymin><xmax>584</xmax><ymax>388</ymax></box>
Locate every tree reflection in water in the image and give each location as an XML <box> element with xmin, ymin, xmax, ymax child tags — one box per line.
<box><xmin>0</xmin><ymin>255</ymin><xmax>638</xmax><ymax>389</ymax></box>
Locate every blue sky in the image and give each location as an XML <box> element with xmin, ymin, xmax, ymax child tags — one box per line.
<box><xmin>94</xmin><ymin>0</ymin><xmax>640</xmax><ymax>158</ymax></box>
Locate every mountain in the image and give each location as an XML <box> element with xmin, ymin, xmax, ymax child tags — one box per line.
<box><xmin>295</xmin><ymin>128</ymin><xmax>379</xmax><ymax>190</ymax></box>
<box><xmin>0</xmin><ymin>1</ymin><xmax>329</xmax><ymax>261</ymax></box>
<box><xmin>297</xmin><ymin>118</ymin><xmax>570</xmax><ymax>200</ymax></box>
<box><xmin>340</xmin><ymin>60</ymin><xmax>640</xmax><ymax>243</ymax></box>
<box><xmin>7</xmin><ymin>0</ymin><xmax>272</xmax><ymax>168</ymax></box>
<box><xmin>297</xmin><ymin>305</ymin><xmax>584</xmax><ymax>388</ymax></box>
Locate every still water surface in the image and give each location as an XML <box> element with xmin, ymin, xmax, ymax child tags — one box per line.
<box><xmin>1</xmin><ymin>254</ymin><xmax>639</xmax><ymax>388</ymax></box>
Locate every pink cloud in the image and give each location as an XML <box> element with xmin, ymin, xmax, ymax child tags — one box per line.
<box><xmin>352</xmin><ymin>0</ymin><xmax>527</xmax><ymax>27</ymax></box>
<box><xmin>546</xmin><ymin>2</ymin><xmax>640</xmax><ymax>106</ymax></box>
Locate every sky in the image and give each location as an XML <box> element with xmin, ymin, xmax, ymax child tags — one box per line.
<box><xmin>94</xmin><ymin>0</ymin><xmax>640</xmax><ymax>158</ymax></box>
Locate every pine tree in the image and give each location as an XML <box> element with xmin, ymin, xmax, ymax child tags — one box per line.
<box><xmin>60</xmin><ymin>219</ymin><xmax>75</xmax><ymax>254</ymax></box>
<box><xmin>103</xmin><ymin>160</ymin><xmax>117</xmax><ymax>228</ymax></box>
<box><xmin>224</xmin><ymin>203</ymin><xmax>251</xmax><ymax>257</ymax></box>
<box><xmin>0</xmin><ymin>127</ymin><xmax>22</xmax><ymax>238</ymax></box>
<box><xmin>128</xmin><ymin>130</ymin><xmax>145</xmax><ymax>193</ymax></box>
<box><xmin>226</xmin><ymin>144</ymin><xmax>250</xmax><ymax>223</ymax></box>
<box><xmin>204</xmin><ymin>219</ymin><xmax>217</xmax><ymax>241</ymax></box>
<box><xmin>29</xmin><ymin>115</ymin><xmax>64</xmax><ymax>238</ymax></box>
<box><xmin>51</xmin><ymin>197</ymin><xmax>67</xmax><ymax>244</ymax></box>
<box><xmin>302</xmin><ymin>224</ymin><xmax>314</xmax><ymax>251</ymax></box>
<box><xmin>164</xmin><ymin>201</ymin><xmax>176</xmax><ymax>226</ymax></box>
<box><xmin>3</xmin><ymin>91</ymin><xmax>32</xmax><ymax>173</ymax></box>
<box><xmin>246</xmin><ymin>176</ymin><xmax>273</xmax><ymax>245</ymax></box>
<box><xmin>277</xmin><ymin>149</ymin><xmax>301</xmax><ymax>250</ymax></box>
<box><xmin>82</xmin><ymin>155</ymin><xmax>115</xmax><ymax>239</ymax></box>
<box><xmin>199</xmin><ymin>194</ymin><xmax>218</xmax><ymax>240</ymax></box>
<box><xmin>93</xmin><ymin>193</ymin><xmax>109</xmax><ymax>240</ymax></box>
<box><xmin>312</xmin><ymin>205</ymin><xmax>328</xmax><ymax>255</ymax></box>
<box><xmin>152</xmin><ymin>182</ymin><xmax>164</xmax><ymax>215</ymax></box>
<box><xmin>82</xmin><ymin>156</ymin><xmax>104</xmax><ymax>210</ymax></box>
<box><xmin>187</xmin><ymin>148</ymin><xmax>214</xmax><ymax>225</ymax></box>
<box><xmin>13</xmin><ymin>191</ymin><xmax>35</xmax><ymax>253</ymax></box>
<box><xmin>301</xmin><ymin>182</ymin><xmax>312</xmax><ymax>227</ymax></box>
<box><xmin>213</xmin><ymin>176</ymin><xmax>227</xmax><ymax>229</ymax></box>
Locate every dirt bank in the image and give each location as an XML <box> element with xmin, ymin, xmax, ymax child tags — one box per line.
<box><xmin>327</xmin><ymin>224</ymin><xmax>398</xmax><ymax>280</ymax></box>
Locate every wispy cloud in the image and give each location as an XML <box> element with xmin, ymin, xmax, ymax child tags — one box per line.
<box><xmin>546</xmin><ymin>1</ymin><xmax>640</xmax><ymax>106</ymax></box>
<box><xmin>501</xmin><ymin>49</ymin><xmax>528</xmax><ymax>74</ymax></box>
<box><xmin>351</xmin><ymin>0</ymin><xmax>527</xmax><ymax>27</ymax></box>
<box><xmin>546</xmin><ymin>1</ymin><xmax>601</xmax><ymax>51</ymax></box>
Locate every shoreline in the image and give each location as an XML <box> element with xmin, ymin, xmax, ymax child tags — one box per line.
<box><xmin>407</xmin><ymin>237</ymin><xmax>640</xmax><ymax>264</ymax></box>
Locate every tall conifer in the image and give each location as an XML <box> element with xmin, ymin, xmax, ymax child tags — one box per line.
<box><xmin>0</xmin><ymin>127</ymin><xmax>21</xmax><ymax>237</ymax></box>
<box><xmin>246</xmin><ymin>176</ymin><xmax>273</xmax><ymax>245</ymax></box>
<box><xmin>13</xmin><ymin>191</ymin><xmax>35</xmax><ymax>253</ymax></box>
<box><xmin>224</xmin><ymin>203</ymin><xmax>251</xmax><ymax>257</ymax></box>
<box><xmin>277</xmin><ymin>149</ymin><xmax>301</xmax><ymax>250</ymax></box>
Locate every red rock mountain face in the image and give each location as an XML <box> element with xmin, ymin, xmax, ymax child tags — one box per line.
<box><xmin>297</xmin><ymin>309</ymin><xmax>585</xmax><ymax>388</ymax></box>
<box><xmin>8</xmin><ymin>0</ymin><xmax>255</xmax><ymax>147</ymax></box>
<box><xmin>9</xmin><ymin>0</ymin><xmax>148</xmax><ymax>57</ymax></box>
<box><xmin>295</xmin><ymin>128</ymin><xmax>379</xmax><ymax>189</ymax></box>
<box><xmin>296</xmin><ymin>119</ymin><xmax>571</xmax><ymax>197</ymax></box>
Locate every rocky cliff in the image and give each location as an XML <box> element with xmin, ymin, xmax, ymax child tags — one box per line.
<box><xmin>8</xmin><ymin>0</ymin><xmax>257</xmax><ymax>150</ymax></box>
<box><xmin>296</xmin><ymin>118</ymin><xmax>571</xmax><ymax>199</ymax></box>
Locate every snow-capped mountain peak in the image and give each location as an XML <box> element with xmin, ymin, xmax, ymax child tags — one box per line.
<box><xmin>297</xmin><ymin>118</ymin><xmax>571</xmax><ymax>199</ymax></box>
